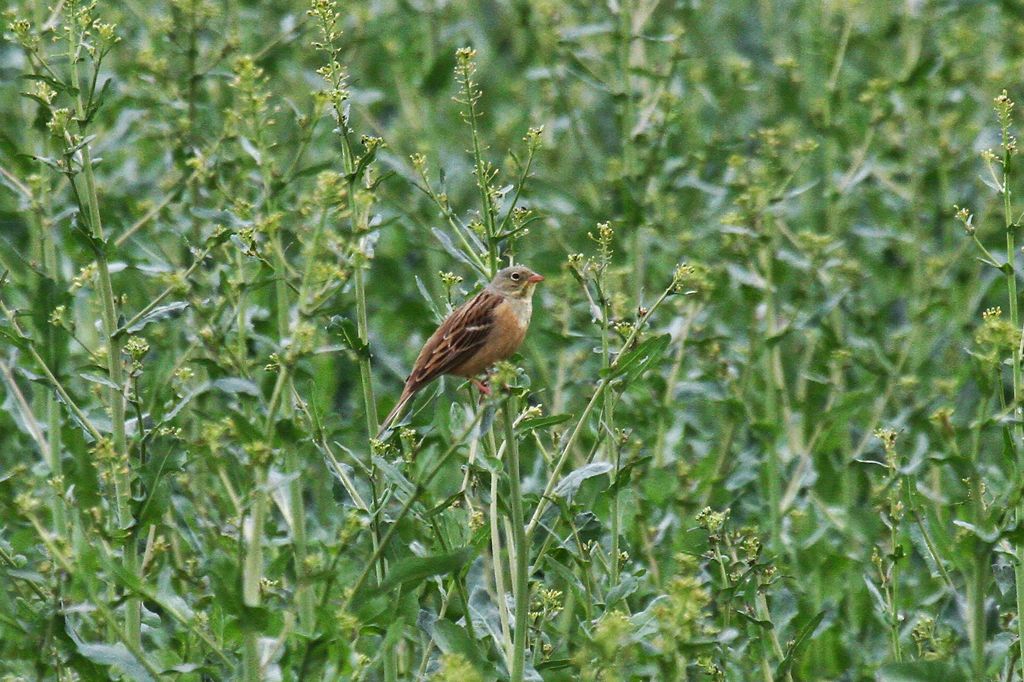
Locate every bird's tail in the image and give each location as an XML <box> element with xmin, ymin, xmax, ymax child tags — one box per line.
<box><xmin>376</xmin><ymin>386</ymin><xmax>415</xmax><ymax>438</ymax></box>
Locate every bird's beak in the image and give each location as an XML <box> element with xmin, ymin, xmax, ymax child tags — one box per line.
<box><xmin>527</xmin><ymin>272</ymin><xmax>544</xmax><ymax>283</ymax></box>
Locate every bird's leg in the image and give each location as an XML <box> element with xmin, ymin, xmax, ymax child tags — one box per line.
<box><xmin>473</xmin><ymin>378</ymin><xmax>492</xmax><ymax>396</ymax></box>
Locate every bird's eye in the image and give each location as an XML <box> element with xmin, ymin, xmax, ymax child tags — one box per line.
<box><xmin>510</xmin><ymin>272</ymin><xmax>521</xmax><ymax>281</ymax></box>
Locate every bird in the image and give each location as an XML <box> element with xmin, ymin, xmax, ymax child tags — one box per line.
<box><xmin>377</xmin><ymin>265</ymin><xmax>544</xmax><ymax>436</ymax></box>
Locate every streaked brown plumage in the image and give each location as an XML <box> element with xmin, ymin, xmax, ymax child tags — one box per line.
<box><xmin>377</xmin><ymin>265</ymin><xmax>543</xmax><ymax>436</ymax></box>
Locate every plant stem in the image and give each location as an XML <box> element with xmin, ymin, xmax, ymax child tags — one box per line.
<box><xmin>758</xmin><ymin>239</ymin><xmax>786</xmax><ymax>552</ymax></box>
<box><xmin>242</xmin><ymin>365</ymin><xmax>292</xmax><ymax>681</ymax></box>
<box><xmin>234</xmin><ymin>249</ymin><xmax>248</xmax><ymax>364</ymax></box>
<box><xmin>610</xmin><ymin>442</ymin><xmax>622</xmax><ymax>585</ymax></box>
<box><xmin>527</xmin><ymin>285</ymin><xmax>674</xmax><ymax>535</ymax></box>
<box><xmin>654</xmin><ymin>301</ymin><xmax>699</xmax><ymax>467</ymax></box>
<box><xmin>351</xmin><ymin>244</ymin><xmax>393</xmax><ymax>665</ymax></box>
<box><xmin>486</xmin><ymin>428</ymin><xmax>514</xmax><ymax>662</ymax></box>
<box><xmin>68</xmin><ymin>26</ymin><xmax>138</xmax><ymax>646</ymax></box>
<box><xmin>950</xmin><ymin>395</ymin><xmax>988</xmax><ymax>679</ymax></box>
<box><xmin>0</xmin><ymin>359</ymin><xmax>51</xmax><ymax>466</ymax></box>
<box><xmin>26</xmin><ymin>513</ymin><xmax>161</xmax><ymax>679</ymax></box>
<box><xmin>34</xmin><ymin>199</ymin><xmax>68</xmax><ymax>539</ymax></box>
<box><xmin>332</xmin><ymin>63</ymin><xmax>396</xmax><ymax>682</ymax></box>
<box><xmin>888</xmin><ymin>520</ymin><xmax>902</xmax><ymax>662</ymax></box>
<box><xmin>265</xmin><ymin>172</ymin><xmax>315</xmax><ymax>631</ymax></box>
<box><xmin>353</xmin><ymin>263</ymin><xmax>378</xmax><ymax>434</ymax></box>
<box><xmin>341</xmin><ymin>416</ymin><xmax>479</xmax><ymax>609</ymax></box>
<box><xmin>317</xmin><ymin>85</ymin><xmax>391</xmax><ymax>670</ymax></box>
<box><xmin>241</xmin><ymin>461</ymin><xmax>268</xmax><ymax>682</ymax></box>
<box><xmin>237</xmin><ymin>256</ymin><xmax>260</xmax><ymax>680</ymax></box>
<box><xmin>616</xmin><ymin>0</ymin><xmax>644</xmax><ymax>302</ymax></box>
<box><xmin>754</xmin><ymin>587</ymin><xmax>792</xmax><ymax>682</ymax></box>
<box><xmin>26</xmin><ymin>100</ymin><xmax>66</xmax><ymax>539</ymax></box>
<box><xmin>463</xmin><ymin>70</ymin><xmax>498</xmax><ymax>274</ymax></box>
<box><xmin>503</xmin><ymin>398</ymin><xmax>530</xmax><ymax>682</ymax></box>
<box><xmin>597</xmin><ymin>273</ymin><xmax>622</xmax><ymax>586</ymax></box>
<box><xmin>998</xmin><ymin>127</ymin><xmax>1024</xmax><ymax>674</ymax></box>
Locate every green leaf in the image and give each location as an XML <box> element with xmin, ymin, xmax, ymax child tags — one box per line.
<box><xmin>238</xmin><ymin>605</ymin><xmax>271</xmax><ymax>633</ymax></box>
<box><xmin>610</xmin><ymin>455</ymin><xmax>652</xmax><ymax>494</ymax></box>
<box><xmin>420</xmin><ymin>50</ymin><xmax>457</xmax><ymax>93</ymax></box>
<box><xmin>876</xmin><ymin>661</ymin><xmax>967</xmax><ymax>682</ymax></box>
<box><xmin>906</xmin><ymin>522</ymin><xmax>945</xmax><ymax>579</ymax></box>
<box><xmin>83</xmin><ymin>78</ymin><xmax>114</xmax><ymax>124</ymax></box>
<box><xmin>604</xmin><ymin>574</ymin><xmax>638</xmax><ymax>607</ymax></box>
<box><xmin>552</xmin><ymin>462</ymin><xmax>612</xmax><ymax>501</ymax></box>
<box><xmin>429</xmin><ymin>619</ymin><xmax>493</xmax><ymax>673</ymax></box>
<box><xmin>19</xmin><ymin>73</ymin><xmax>75</xmax><ymax>95</ymax></box>
<box><xmin>65</xmin><ymin>621</ymin><xmax>154</xmax><ymax>682</ymax></box>
<box><xmin>430</xmin><ymin>227</ymin><xmax>478</xmax><ymax>270</ymax></box>
<box><xmin>75</xmin><ymin>644</ymin><xmax>153</xmax><ymax>682</ymax></box>
<box><xmin>951</xmin><ymin>519</ymin><xmax>1000</xmax><ymax>544</ymax></box>
<box><xmin>0</xmin><ymin>325</ymin><xmax>29</xmax><ymax>351</ymax></box>
<box><xmin>328</xmin><ymin>316</ymin><xmax>369</xmax><ymax>357</ymax></box>
<box><xmin>1003</xmin><ymin>425</ymin><xmax>1016</xmax><ymax>465</ymax></box>
<box><xmin>201</xmin><ymin>227</ymin><xmax>234</xmax><ymax>250</ymax></box>
<box><xmin>863</xmin><ymin>574</ymin><xmax>888</xmax><ymax>614</ymax></box>
<box><xmin>734</xmin><ymin>609</ymin><xmax>773</xmax><ymax>629</ymax></box>
<box><xmin>517</xmin><ymin>413</ymin><xmax>573</xmax><ymax>433</ymax></box>
<box><xmin>212</xmin><ymin>377</ymin><xmax>260</xmax><ymax>396</ymax></box>
<box><xmin>356</xmin><ymin>548</ymin><xmax>476</xmax><ymax>607</ymax></box>
<box><xmin>79</xmin><ymin>371</ymin><xmax>119</xmax><ymax>390</ymax></box>
<box><xmin>352</xmin><ymin>145</ymin><xmax>379</xmax><ymax>181</ymax></box>
<box><xmin>68</xmin><ymin>215</ymin><xmax>108</xmax><ymax>257</ymax></box>
<box><xmin>123</xmin><ymin>301</ymin><xmax>189</xmax><ymax>334</ymax></box>
<box><xmin>289</xmin><ymin>161</ymin><xmax>335</xmax><ymax>181</ymax></box>
<box><xmin>542</xmin><ymin>555</ymin><xmax>588</xmax><ymax>608</ymax></box>
<box><xmin>238</xmin><ymin>136</ymin><xmax>262</xmax><ymax>165</ymax></box>
<box><xmin>775</xmin><ymin>610</ymin><xmax>825</xmax><ymax>678</ymax></box>
<box><xmin>629</xmin><ymin>595</ymin><xmax>669</xmax><ymax>640</ymax></box>
<box><xmin>372</xmin><ymin>455</ymin><xmax>416</xmax><ymax>498</ymax></box>
<box><xmin>604</xmin><ymin>334</ymin><xmax>671</xmax><ymax>381</ymax></box>
<box><xmin>159</xmin><ymin>378</ymin><xmax>259</xmax><ymax>423</ymax></box>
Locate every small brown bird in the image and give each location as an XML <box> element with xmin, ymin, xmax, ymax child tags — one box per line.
<box><xmin>377</xmin><ymin>265</ymin><xmax>544</xmax><ymax>435</ymax></box>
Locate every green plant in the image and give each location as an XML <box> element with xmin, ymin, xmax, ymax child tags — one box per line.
<box><xmin>5</xmin><ymin>1</ymin><xmax>1024</xmax><ymax>680</ymax></box>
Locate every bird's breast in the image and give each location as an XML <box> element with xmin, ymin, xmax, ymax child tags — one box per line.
<box><xmin>490</xmin><ymin>299</ymin><xmax>530</xmax><ymax>350</ymax></box>
<box><xmin>502</xmin><ymin>297</ymin><xmax>533</xmax><ymax>328</ymax></box>
<box><xmin>449</xmin><ymin>298</ymin><xmax>530</xmax><ymax>377</ymax></box>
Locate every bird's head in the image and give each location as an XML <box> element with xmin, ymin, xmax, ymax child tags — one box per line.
<box><xmin>489</xmin><ymin>265</ymin><xmax>544</xmax><ymax>299</ymax></box>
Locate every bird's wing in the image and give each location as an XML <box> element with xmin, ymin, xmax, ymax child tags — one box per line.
<box><xmin>406</xmin><ymin>289</ymin><xmax>499</xmax><ymax>391</ymax></box>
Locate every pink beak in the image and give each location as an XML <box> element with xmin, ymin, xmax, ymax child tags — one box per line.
<box><xmin>527</xmin><ymin>272</ymin><xmax>544</xmax><ymax>283</ymax></box>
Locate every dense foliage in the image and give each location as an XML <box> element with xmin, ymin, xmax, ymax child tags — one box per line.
<box><xmin>4</xmin><ymin>1</ymin><xmax>1024</xmax><ymax>679</ymax></box>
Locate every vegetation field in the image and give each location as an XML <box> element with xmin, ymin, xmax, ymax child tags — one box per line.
<box><xmin>5</xmin><ymin>0</ymin><xmax>1024</xmax><ymax>679</ymax></box>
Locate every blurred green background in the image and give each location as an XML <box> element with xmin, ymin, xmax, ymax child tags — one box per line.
<box><xmin>3</xmin><ymin>1</ymin><xmax>1024</xmax><ymax>679</ymax></box>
